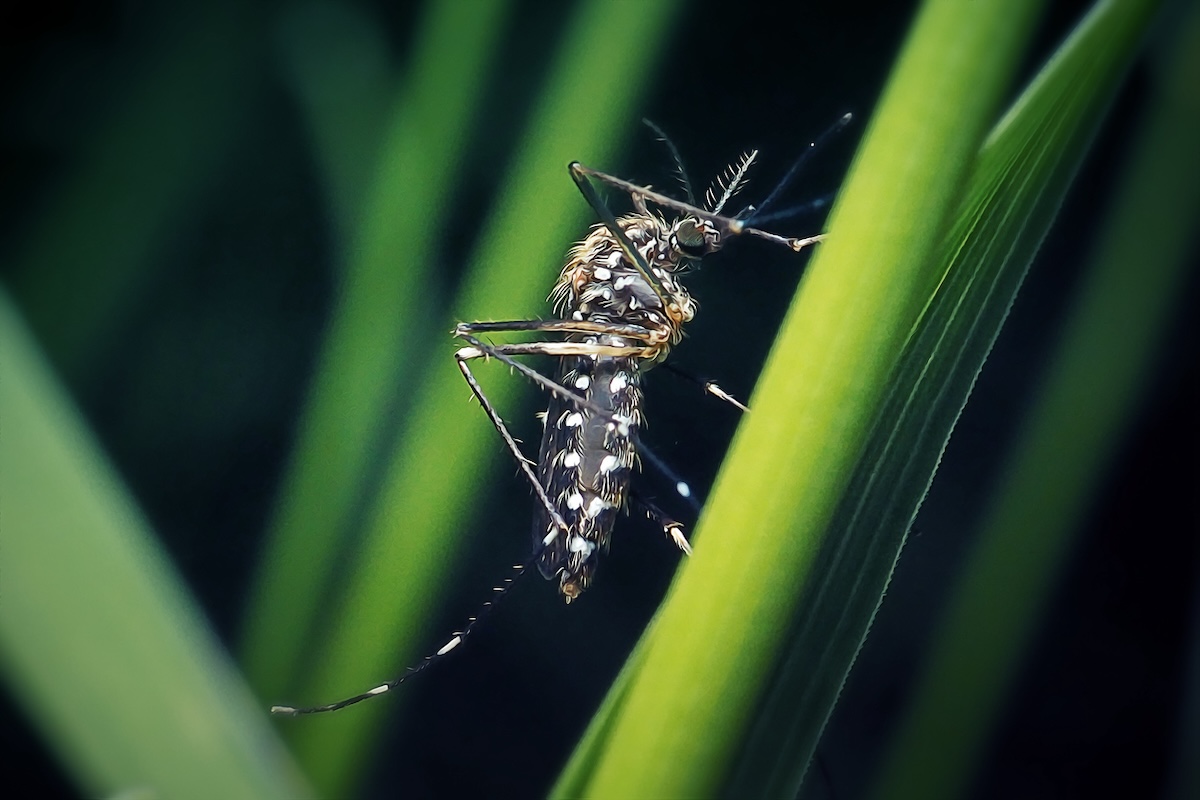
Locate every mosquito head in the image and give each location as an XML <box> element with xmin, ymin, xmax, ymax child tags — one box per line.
<box><xmin>669</xmin><ymin>216</ymin><xmax>721</xmax><ymax>262</ymax></box>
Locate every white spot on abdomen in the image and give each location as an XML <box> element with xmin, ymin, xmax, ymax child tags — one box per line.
<box><xmin>585</xmin><ymin>496</ymin><xmax>608</xmax><ymax>518</ymax></box>
<box><xmin>568</xmin><ymin>535</ymin><xmax>596</xmax><ymax>556</ymax></box>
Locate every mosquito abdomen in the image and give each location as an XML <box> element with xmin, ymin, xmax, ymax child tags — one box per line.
<box><xmin>534</xmin><ymin>351</ymin><xmax>642</xmax><ymax>600</ymax></box>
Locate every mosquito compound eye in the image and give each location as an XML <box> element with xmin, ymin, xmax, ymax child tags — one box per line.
<box><xmin>674</xmin><ymin>218</ymin><xmax>710</xmax><ymax>258</ymax></box>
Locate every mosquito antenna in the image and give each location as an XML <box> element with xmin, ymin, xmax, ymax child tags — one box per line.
<box><xmin>706</xmin><ymin>150</ymin><xmax>757</xmax><ymax>213</ymax></box>
<box><xmin>271</xmin><ymin>548</ymin><xmax>546</xmax><ymax>716</ymax></box>
<box><xmin>744</xmin><ymin>112</ymin><xmax>852</xmax><ymax>227</ymax></box>
<box><xmin>642</xmin><ymin>118</ymin><xmax>695</xmax><ymax>205</ymax></box>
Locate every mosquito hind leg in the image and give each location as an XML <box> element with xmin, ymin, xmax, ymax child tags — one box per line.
<box><xmin>630</xmin><ymin>489</ymin><xmax>692</xmax><ymax>556</ymax></box>
<box><xmin>453</xmin><ymin>350</ymin><xmax>569</xmax><ymax>553</ymax></box>
<box><xmin>658</xmin><ymin>362</ymin><xmax>751</xmax><ymax>413</ymax></box>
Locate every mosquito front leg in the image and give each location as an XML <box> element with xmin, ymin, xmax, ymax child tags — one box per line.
<box><xmin>456</xmin><ymin>319</ymin><xmax>657</xmax><ymax>342</ymax></box>
<box><xmin>454</xmin><ymin>331</ymin><xmax>650</xmax><ymax>437</ymax></box>
<box><xmin>568</xmin><ymin>162</ymin><xmax>673</xmax><ymax>308</ymax></box>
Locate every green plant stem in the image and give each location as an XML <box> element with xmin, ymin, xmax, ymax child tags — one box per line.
<box><xmin>871</xmin><ymin>2</ymin><xmax>1195</xmax><ymax>797</ymax></box>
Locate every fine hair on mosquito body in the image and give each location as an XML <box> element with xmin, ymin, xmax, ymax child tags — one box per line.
<box><xmin>270</xmin><ymin>113</ymin><xmax>852</xmax><ymax>717</ymax></box>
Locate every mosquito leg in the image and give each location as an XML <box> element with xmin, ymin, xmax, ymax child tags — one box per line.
<box><xmin>638</xmin><ymin>443</ymin><xmax>702</xmax><ymax>516</ymax></box>
<box><xmin>454</xmin><ymin>332</ymin><xmax>646</xmax><ymax>436</ymax></box>
<box><xmin>456</xmin><ymin>319</ymin><xmax>656</xmax><ymax>342</ymax></box>
<box><xmin>271</xmin><ymin>343</ymin><xmax>579</xmax><ymax>716</ymax></box>
<box><xmin>456</xmin><ymin>335</ymin><xmax>707</xmax><ymax>515</ymax></box>
<box><xmin>454</xmin><ymin>351</ymin><xmax>569</xmax><ymax>552</ymax></box>
<box><xmin>271</xmin><ymin>555</ymin><xmax>535</xmax><ymax>715</ymax></box>
<box><xmin>658</xmin><ymin>362</ymin><xmax>750</xmax><ymax>413</ymax></box>
<box><xmin>630</xmin><ymin>489</ymin><xmax>692</xmax><ymax>556</ymax></box>
<box><xmin>568</xmin><ymin>162</ymin><xmax>673</xmax><ymax>307</ymax></box>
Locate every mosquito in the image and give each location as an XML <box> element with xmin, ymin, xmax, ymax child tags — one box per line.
<box><xmin>271</xmin><ymin>113</ymin><xmax>852</xmax><ymax>716</ymax></box>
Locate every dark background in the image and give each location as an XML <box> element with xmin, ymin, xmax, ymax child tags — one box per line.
<box><xmin>2</xmin><ymin>0</ymin><xmax>1195</xmax><ymax>797</ymax></box>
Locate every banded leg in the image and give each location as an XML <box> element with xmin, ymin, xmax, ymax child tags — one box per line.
<box><xmin>273</xmin><ymin>337</ymin><xmax>609</xmax><ymax>715</ymax></box>
<box><xmin>271</xmin><ymin>555</ymin><xmax>536</xmax><ymax>715</ymax></box>
<box><xmin>638</xmin><ymin>442</ymin><xmax>702</xmax><ymax>515</ymax></box>
<box><xmin>630</xmin><ymin>489</ymin><xmax>692</xmax><ymax>556</ymax></box>
<box><xmin>453</xmin><ymin>323</ymin><xmax>660</xmax><ymax>436</ymax></box>
<box><xmin>459</xmin><ymin>334</ymin><xmax>711</xmax><ymax>519</ymax></box>
<box><xmin>453</xmin><ymin>350</ymin><xmax>569</xmax><ymax>550</ymax></box>
<box><xmin>659</xmin><ymin>361</ymin><xmax>751</xmax><ymax>413</ymax></box>
<box><xmin>452</xmin><ymin>330</ymin><xmax>654</xmax><ymax>542</ymax></box>
<box><xmin>457</xmin><ymin>318</ymin><xmax>658</xmax><ymax>342</ymax></box>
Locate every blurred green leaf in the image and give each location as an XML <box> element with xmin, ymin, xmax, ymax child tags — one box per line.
<box><xmin>272</xmin><ymin>0</ymin><xmax>685</xmax><ymax>794</ymax></box>
<box><xmin>240</xmin><ymin>0</ymin><xmax>513</xmax><ymax>705</ymax></box>
<box><xmin>872</xmin><ymin>1</ymin><xmax>1194</xmax><ymax>797</ymax></box>
<box><xmin>273</xmin><ymin>1</ymin><xmax>394</xmax><ymax>245</ymax></box>
<box><xmin>0</xmin><ymin>290</ymin><xmax>310</xmax><ymax>800</ymax></box>
<box><xmin>9</xmin><ymin>4</ymin><xmax>259</xmax><ymax>381</ymax></box>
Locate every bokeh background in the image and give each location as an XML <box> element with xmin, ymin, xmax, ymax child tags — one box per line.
<box><xmin>2</xmin><ymin>0</ymin><xmax>1194</xmax><ymax>797</ymax></box>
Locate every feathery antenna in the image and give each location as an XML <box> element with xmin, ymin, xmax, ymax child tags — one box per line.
<box><xmin>705</xmin><ymin>151</ymin><xmax>758</xmax><ymax>213</ymax></box>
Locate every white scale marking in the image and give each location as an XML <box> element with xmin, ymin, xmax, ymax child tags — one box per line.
<box><xmin>609</xmin><ymin>373</ymin><xmax>629</xmax><ymax>393</ymax></box>
<box><xmin>436</xmin><ymin>636</ymin><xmax>463</xmax><ymax>656</ymax></box>
<box><xmin>566</xmin><ymin>492</ymin><xmax>584</xmax><ymax>510</ymax></box>
<box><xmin>599</xmin><ymin>454</ymin><xmax>619</xmax><ymax>473</ymax></box>
<box><xmin>565</xmin><ymin>412</ymin><xmax>583</xmax><ymax>427</ymax></box>
<box><xmin>562</xmin><ymin>451</ymin><xmax>581</xmax><ymax>468</ymax></box>
<box><xmin>574</xmin><ymin>374</ymin><xmax>591</xmax><ymax>390</ymax></box>
<box><xmin>593</xmin><ymin>266</ymin><xmax>611</xmax><ymax>281</ymax></box>
<box><xmin>585</xmin><ymin>496</ymin><xmax>608</xmax><ymax>518</ymax></box>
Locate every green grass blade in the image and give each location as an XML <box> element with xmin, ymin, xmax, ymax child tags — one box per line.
<box><xmin>871</xmin><ymin>2</ymin><xmax>1195</xmax><ymax>797</ymax></box>
<box><xmin>0</xmin><ymin>289</ymin><xmax>310</xmax><ymax>800</ymax></box>
<box><xmin>556</xmin><ymin>0</ymin><xmax>1045</xmax><ymax>796</ymax></box>
<box><xmin>239</xmin><ymin>0</ymin><xmax>512</xmax><ymax>703</ymax></box>
<box><xmin>273</xmin><ymin>2</ymin><xmax>393</xmax><ymax>246</ymax></box>
<box><xmin>278</xmin><ymin>1</ymin><xmax>683</xmax><ymax>794</ymax></box>
<box><xmin>7</xmin><ymin>4</ymin><xmax>257</xmax><ymax>381</ymax></box>
<box><xmin>735</xmin><ymin>1</ymin><xmax>1160</xmax><ymax>795</ymax></box>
